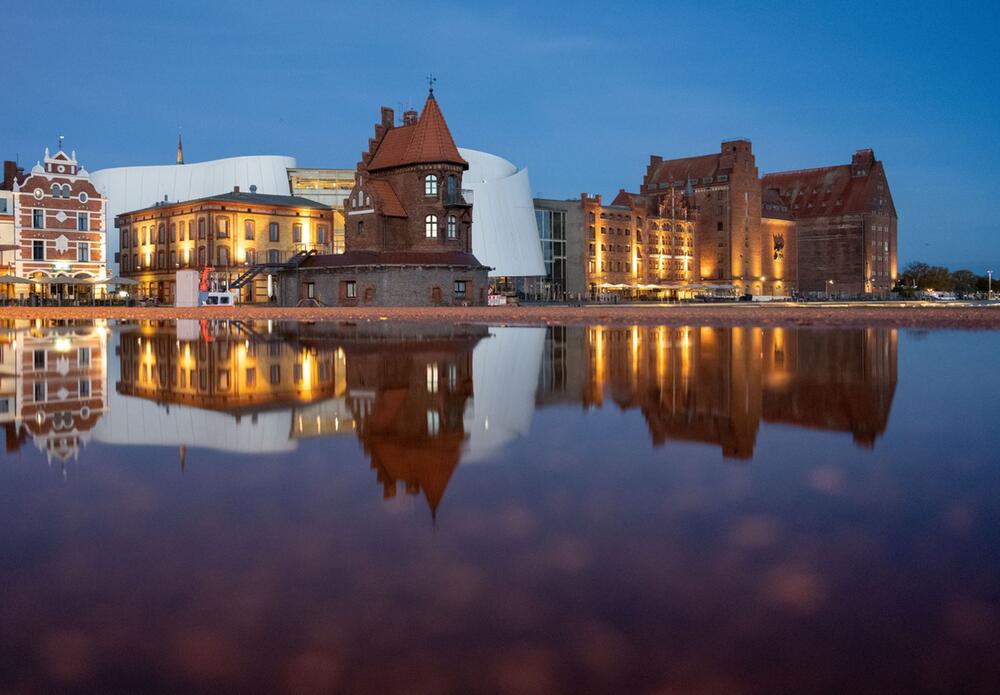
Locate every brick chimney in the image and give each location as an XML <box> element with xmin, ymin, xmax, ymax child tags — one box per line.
<box><xmin>403</xmin><ymin>109</ymin><xmax>418</xmax><ymax>126</ymax></box>
<box><xmin>233</xmin><ymin>185</ymin><xmax>240</xmax><ymax>193</ymax></box>
<box><xmin>2</xmin><ymin>160</ymin><xmax>24</xmax><ymax>191</ymax></box>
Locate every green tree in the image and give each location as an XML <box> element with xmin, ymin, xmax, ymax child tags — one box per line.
<box><xmin>951</xmin><ymin>269</ymin><xmax>979</xmax><ymax>297</ymax></box>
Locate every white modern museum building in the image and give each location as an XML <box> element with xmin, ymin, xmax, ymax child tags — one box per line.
<box><xmin>92</xmin><ymin>149</ymin><xmax>544</xmax><ymax>285</ymax></box>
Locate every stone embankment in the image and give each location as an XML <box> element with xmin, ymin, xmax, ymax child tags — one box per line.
<box><xmin>2</xmin><ymin>303</ymin><xmax>1000</xmax><ymax>328</ymax></box>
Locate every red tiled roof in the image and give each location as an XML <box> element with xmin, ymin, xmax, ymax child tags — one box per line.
<box><xmin>761</xmin><ymin>165</ymin><xmax>876</xmax><ymax>218</ymax></box>
<box><xmin>368</xmin><ymin>179</ymin><xmax>406</xmax><ymax>217</ymax></box>
<box><xmin>646</xmin><ymin>153</ymin><xmax>722</xmax><ymax>186</ymax></box>
<box><xmin>367</xmin><ymin>94</ymin><xmax>467</xmax><ymax>172</ymax></box>
<box><xmin>303</xmin><ymin>250</ymin><xmax>486</xmax><ymax>269</ymax></box>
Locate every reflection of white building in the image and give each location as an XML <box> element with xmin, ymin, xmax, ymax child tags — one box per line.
<box><xmin>92</xmin><ymin>155</ymin><xmax>297</xmax><ymax>273</ymax></box>
<box><xmin>463</xmin><ymin>326</ymin><xmax>545</xmax><ymax>463</ymax></box>
<box><xmin>459</xmin><ymin>148</ymin><xmax>545</xmax><ymax>281</ymax></box>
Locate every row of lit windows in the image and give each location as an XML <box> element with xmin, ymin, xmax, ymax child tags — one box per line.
<box><xmin>123</xmin><ymin>219</ymin><xmax>324</xmax><ymax>247</ymax></box>
<box><xmin>424</xmin><ymin>214</ymin><xmax>459</xmax><ymax>239</ymax></box>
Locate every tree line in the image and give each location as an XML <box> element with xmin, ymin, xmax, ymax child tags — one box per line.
<box><xmin>894</xmin><ymin>262</ymin><xmax>993</xmax><ymax>297</ymax></box>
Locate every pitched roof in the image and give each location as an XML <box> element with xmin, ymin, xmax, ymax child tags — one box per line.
<box><xmin>366</xmin><ymin>94</ymin><xmax>467</xmax><ymax>172</ymax></box>
<box><xmin>760</xmin><ymin>165</ymin><xmax>880</xmax><ymax>218</ymax></box>
<box><xmin>646</xmin><ymin>153</ymin><xmax>723</xmax><ymax>186</ymax></box>
<box><xmin>368</xmin><ymin>179</ymin><xmax>406</xmax><ymax>217</ymax></box>
<box><xmin>303</xmin><ymin>250</ymin><xmax>486</xmax><ymax>269</ymax></box>
<box><xmin>120</xmin><ymin>191</ymin><xmax>331</xmax><ymax>216</ymax></box>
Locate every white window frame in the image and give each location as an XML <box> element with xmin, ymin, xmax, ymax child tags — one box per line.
<box><xmin>425</xmin><ymin>215</ymin><xmax>438</xmax><ymax>238</ymax></box>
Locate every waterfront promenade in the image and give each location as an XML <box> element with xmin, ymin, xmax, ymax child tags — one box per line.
<box><xmin>3</xmin><ymin>302</ymin><xmax>999</xmax><ymax>329</ymax></box>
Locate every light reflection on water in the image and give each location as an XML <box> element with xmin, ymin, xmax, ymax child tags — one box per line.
<box><xmin>0</xmin><ymin>319</ymin><xmax>997</xmax><ymax>693</ymax></box>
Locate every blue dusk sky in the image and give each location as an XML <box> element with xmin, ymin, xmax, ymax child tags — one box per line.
<box><xmin>5</xmin><ymin>0</ymin><xmax>999</xmax><ymax>271</ymax></box>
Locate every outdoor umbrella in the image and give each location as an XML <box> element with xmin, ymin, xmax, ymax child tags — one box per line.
<box><xmin>92</xmin><ymin>275</ymin><xmax>140</xmax><ymax>286</ymax></box>
<box><xmin>0</xmin><ymin>274</ymin><xmax>32</xmax><ymax>284</ymax></box>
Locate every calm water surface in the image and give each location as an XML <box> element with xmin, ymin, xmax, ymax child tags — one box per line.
<box><xmin>1</xmin><ymin>320</ymin><xmax>998</xmax><ymax>694</ymax></box>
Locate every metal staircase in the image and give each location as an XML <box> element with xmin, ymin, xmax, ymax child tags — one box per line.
<box><xmin>229</xmin><ymin>249</ymin><xmax>318</xmax><ymax>290</ymax></box>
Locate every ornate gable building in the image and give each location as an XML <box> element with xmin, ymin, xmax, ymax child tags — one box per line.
<box><xmin>279</xmin><ymin>90</ymin><xmax>488</xmax><ymax>306</ymax></box>
<box><xmin>11</xmin><ymin>147</ymin><xmax>107</xmax><ymax>298</ymax></box>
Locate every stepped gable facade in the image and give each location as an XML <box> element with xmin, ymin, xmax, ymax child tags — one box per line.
<box><xmin>281</xmin><ymin>90</ymin><xmax>488</xmax><ymax>306</ymax></box>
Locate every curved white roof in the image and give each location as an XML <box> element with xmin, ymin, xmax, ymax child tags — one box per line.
<box><xmin>459</xmin><ymin>148</ymin><xmax>544</xmax><ymax>278</ymax></box>
<box><xmin>92</xmin><ymin>155</ymin><xmax>297</xmax><ymax>273</ymax></box>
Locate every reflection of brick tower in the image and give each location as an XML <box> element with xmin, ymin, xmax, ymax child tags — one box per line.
<box><xmin>344</xmin><ymin>331</ymin><xmax>482</xmax><ymax>521</ymax></box>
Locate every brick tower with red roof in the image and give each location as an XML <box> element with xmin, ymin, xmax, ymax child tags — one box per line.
<box><xmin>280</xmin><ymin>89</ymin><xmax>488</xmax><ymax>306</ymax></box>
<box><xmin>344</xmin><ymin>89</ymin><xmax>474</xmax><ymax>255</ymax></box>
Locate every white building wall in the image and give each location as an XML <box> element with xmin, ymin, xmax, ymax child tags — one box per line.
<box><xmin>459</xmin><ymin>148</ymin><xmax>544</xmax><ymax>279</ymax></box>
<box><xmin>92</xmin><ymin>155</ymin><xmax>296</xmax><ymax>273</ymax></box>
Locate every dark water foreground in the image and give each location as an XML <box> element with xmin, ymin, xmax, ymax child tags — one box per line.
<box><xmin>0</xmin><ymin>320</ymin><xmax>997</xmax><ymax>694</ymax></box>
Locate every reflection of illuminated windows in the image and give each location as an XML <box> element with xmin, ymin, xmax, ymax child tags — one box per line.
<box><xmin>218</xmin><ymin>369</ymin><xmax>231</xmax><ymax>390</ymax></box>
<box><xmin>270</xmin><ymin>365</ymin><xmax>281</xmax><ymax>385</ymax></box>
<box><xmin>34</xmin><ymin>350</ymin><xmax>46</xmax><ymax>370</ymax></box>
<box><xmin>426</xmin><ymin>363</ymin><xmax>438</xmax><ymax>393</ymax></box>
<box><xmin>426</xmin><ymin>409</ymin><xmax>440</xmax><ymax>436</ymax></box>
<box><xmin>448</xmin><ymin>364</ymin><xmax>457</xmax><ymax>390</ymax></box>
<box><xmin>78</xmin><ymin>347</ymin><xmax>91</xmax><ymax>367</ymax></box>
<box><xmin>246</xmin><ymin>368</ymin><xmax>256</xmax><ymax>387</ymax></box>
<box><xmin>34</xmin><ymin>382</ymin><xmax>46</xmax><ymax>402</ymax></box>
<box><xmin>294</xmin><ymin>364</ymin><xmax>302</xmax><ymax>383</ymax></box>
<box><xmin>79</xmin><ymin>379</ymin><xmax>90</xmax><ymax>398</ymax></box>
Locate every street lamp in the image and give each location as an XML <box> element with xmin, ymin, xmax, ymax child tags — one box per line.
<box><xmin>826</xmin><ymin>279</ymin><xmax>834</xmax><ymax>300</ymax></box>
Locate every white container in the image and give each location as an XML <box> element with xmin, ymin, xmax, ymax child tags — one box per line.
<box><xmin>175</xmin><ymin>270</ymin><xmax>200</xmax><ymax>307</ymax></box>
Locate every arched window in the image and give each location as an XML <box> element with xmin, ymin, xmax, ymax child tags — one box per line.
<box><xmin>170</xmin><ymin>250</ymin><xmax>177</xmax><ymax>267</ymax></box>
<box><xmin>157</xmin><ymin>250</ymin><xmax>165</xmax><ymax>269</ymax></box>
<box><xmin>357</xmin><ymin>220</ymin><xmax>364</xmax><ymax>235</ymax></box>
<box><xmin>218</xmin><ymin>246</ymin><xmax>230</xmax><ymax>266</ymax></box>
<box><xmin>50</xmin><ymin>184</ymin><xmax>60</xmax><ymax>198</ymax></box>
<box><xmin>447</xmin><ymin>175</ymin><xmax>457</xmax><ymax>201</ymax></box>
<box><xmin>424</xmin><ymin>175</ymin><xmax>438</xmax><ymax>196</ymax></box>
<box><xmin>158</xmin><ymin>224</ymin><xmax>165</xmax><ymax>243</ymax></box>
<box><xmin>425</xmin><ymin>215</ymin><xmax>438</xmax><ymax>238</ymax></box>
<box><xmin>217</xmin><ymin>218</ymin><xmax>229</xmax><ymax>238</ymax></box>
<box><xmin>244</xmin><ymin>219</ymin><xmax>254</xmax><ymax>240</ymax></box>
<box><xmin>447</xmin><ymin>215</ymin><xmax>457</xmax><ymax>239</ymax></box>
<box><xmin>170</xmin><ymin>223</ymin><xmax>176</xmax><ymax>242</ymax></box>
<box><xmin>198</xmin><ymin>218</ymin><xmax>206</xmax><ymax>239</ymax></box>
<box><xmin>198</xmin><ymin>246</ymin><xmax>206</xmax><ymax>267</ymax></box>
<box><xmin>62</xmin><ymin>184</ymin><xmax>71</xmax><ymax>198</ymax></box>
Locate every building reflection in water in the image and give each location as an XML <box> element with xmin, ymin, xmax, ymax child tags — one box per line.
<box><xmin>538</xmin><ymin>325</ymin><xmax>898</xmax><ymax>458</ymax></box>
<box><xmin>1</xmin><ymin>320</ymin><xmax>109</xmax><ymax>469</ymax></box>
<box><xmin>1</xmin><ymin>320</ymin><xmax>898</xmax><ymax>514</ymax></box>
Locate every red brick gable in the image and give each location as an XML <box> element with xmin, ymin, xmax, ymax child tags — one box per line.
<box><xmin>367</xmin><ymin>94</ymin><xmax>467</xmax><ymax>172</ymax></box>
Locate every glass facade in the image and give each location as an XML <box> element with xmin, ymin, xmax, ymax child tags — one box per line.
<box><xmin>534</xmin><ymin>208</ymin><xmax>567</xmax><ymax>298</ymax></box>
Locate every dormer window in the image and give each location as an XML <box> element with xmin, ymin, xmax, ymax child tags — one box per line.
<box><xmin>424</xmin><ymin>174</ymin><xmax>438</xmax><ymax>196</ymax></box>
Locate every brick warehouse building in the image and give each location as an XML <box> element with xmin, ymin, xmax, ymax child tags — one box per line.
<box><xmin>535</xmin><ymin>142</ymin><xmax>896</xmax><ymax>299</ymax></box>
<box><xmin>760</xmin><ymin>148</ymin><xmax>896</xmax><ymax>296</ymax></box>
<box><xmin>279</xmin><ymin>89</ymin><xmax>488</xmax><ymax>306</ymax></box>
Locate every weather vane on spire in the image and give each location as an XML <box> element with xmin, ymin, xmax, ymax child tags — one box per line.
<box><xmin>58</xmin><ymin>134</ymin><xmax>64</xmax><ymax>151</ymax></box>
<box><xmin>426</xmin><ymin>74</ymin><xmax>436</xmax><ymax>95</ymax></box>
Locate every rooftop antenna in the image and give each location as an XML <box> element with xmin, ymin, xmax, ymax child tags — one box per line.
<box><xmin>426</xmin><ymin>73</ymin><xmax>436</xmax><ymax>95</ymax></box>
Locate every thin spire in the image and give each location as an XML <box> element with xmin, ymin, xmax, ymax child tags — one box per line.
<box><xmin>176</xmin><ymin>128</ymin><xmax>184</xmax><ymax>165</ymax></box>
<box><xmin>426</xmin><ymin>73</ymin><xmax>436</xmax><ymax>95</ymax></box>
